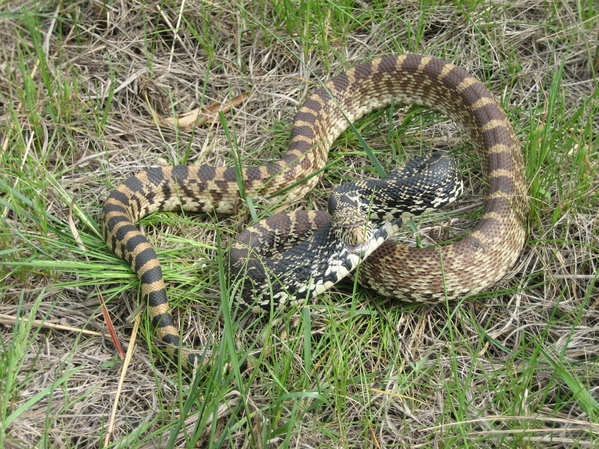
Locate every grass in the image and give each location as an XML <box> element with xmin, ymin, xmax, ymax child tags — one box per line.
<box><xmin>1</xmin><ymin>0</ymin><xmax>598</xmax><ymax>447</ymax></box>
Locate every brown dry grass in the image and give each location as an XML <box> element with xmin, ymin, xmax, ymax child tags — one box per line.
<box><xmin>1</xmin><ymin>0</ymin><xmax>598</xmax><ymax>448</ymax></box>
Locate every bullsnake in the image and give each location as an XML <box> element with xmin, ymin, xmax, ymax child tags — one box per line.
<box><xmin>102</xmin><ymin>55</ymin><xmax>528</xmax><ymax>368</ymax></box>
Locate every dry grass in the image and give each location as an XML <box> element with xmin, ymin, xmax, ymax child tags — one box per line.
<box><xmin>1</xmin><ymin>0</ymin><xmax>598</xmax><ymax>448</ymax></box>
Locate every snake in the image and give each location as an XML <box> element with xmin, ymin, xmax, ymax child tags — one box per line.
<box><xmin>102</xmin><ymin>54</ymin><xmax>528</xmax><ymax>368</ymax></box>
<box><xmin>229</xmin><ymin>151</ymin><xmax>463</xmax><ymax>311</ymax></box>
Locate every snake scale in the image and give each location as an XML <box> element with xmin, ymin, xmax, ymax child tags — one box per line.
<box><xmin>102</xmin><ymin>55</ymin><xmax>528</xmax><ymax>368</ymax></box>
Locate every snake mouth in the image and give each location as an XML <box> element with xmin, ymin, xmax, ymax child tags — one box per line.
<box><xmin>346</xmin><ymin>242</ymin><xmax>364</xmax><ymax>252</ymax></box>
<box><xmin>346</xmin><ymin>241</ymin><xmax>369</xmax><ymax>254</ymax></box>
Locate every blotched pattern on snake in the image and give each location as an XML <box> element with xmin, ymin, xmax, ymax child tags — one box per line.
<box><xmin>102</xmin><ymin>55</ymin><xmax>528</xmax><ymax>368</ymax></box>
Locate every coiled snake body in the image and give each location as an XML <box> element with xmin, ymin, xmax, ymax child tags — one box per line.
<box><xmin>102</xmin><ymin>55</ymin><xmax>527</xmax><ymax>367</ymax></box>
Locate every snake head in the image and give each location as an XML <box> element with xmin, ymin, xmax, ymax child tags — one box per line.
<box><xmin>328</xmin><ymin>188</ymin><xmax>373</xmax><ymax>252</ymax></box>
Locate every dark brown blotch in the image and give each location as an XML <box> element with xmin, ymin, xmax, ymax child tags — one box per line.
<box><xmin>146</xmin><ymin>167</ymin><xmax>168</xmax><ymax>185</ymax></box>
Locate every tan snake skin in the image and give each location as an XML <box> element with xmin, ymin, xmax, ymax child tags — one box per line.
<box><xmin>102</xmin><ymin>55</ymin><xmax>528</xmax><ymax>367</ymax></box>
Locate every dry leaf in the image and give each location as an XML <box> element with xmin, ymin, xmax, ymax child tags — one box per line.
<box><xmin>165</xmin><ymin>91</ymin><xmax>251</xmax><ymax>130</ymax></box>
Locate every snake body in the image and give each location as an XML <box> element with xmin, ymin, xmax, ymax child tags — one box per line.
<box><xmin>230</xmin><ymin>152</ymin><xmax>463</xmax><ymax>312</ymax></box>
<box><xmin>102</xmin><ymin>55</ymin><xmax>528</xmax><ymax>367</ymax></box>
